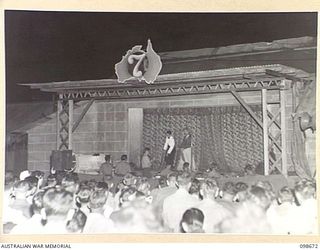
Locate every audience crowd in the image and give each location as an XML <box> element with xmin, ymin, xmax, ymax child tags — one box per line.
<box><xmin>3</xmin><ymin>157</ymin><xmax>318</xmax><ymax>235</ymax></box>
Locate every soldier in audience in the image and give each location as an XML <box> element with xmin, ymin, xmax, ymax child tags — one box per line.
<box><xmin>189</xmin><ymin>178</ymin><xmax>202</xmax><ymax>200</ymax></box>
<box><xmin>61</xmin><ymin>173</ymin><xmax>80</xmax><ymax>195</ymax></box>
<box><xmin>3</xmin><ymin>179</ymin><xmax>34</xmax><ymax>227</ymax></box>
<box><xmin>290</xmin><ymin>179</ymin><xmax>317</xmax><ymax>234</ymax></box>
<box><xmin>66</xmin><ymin>209</ymin><xmax>87</xmax><ymax>233</ymax></box>
<box><xmin>162</xmin><ymin>172</ymin><xmax>199</xmax><ymax>232</ymax></box>
<box><xmin>75</xmin><ymin>185</ymin><xmax>93</xmax><ymax>216</ymax></box>
<box><xmin>196</xmin><ymin>179</ymin><xmax>232</xmax><ymax>233</ymax></box>
<box><xmin>110</xmin><ymin>187</ymin><xmax>162</xmax><ymax>233</ymax></box>
<box><xmin>219</xmin><ymin>185</ymin><xmax>272</xmax><ymax>233</ymax></box>
<box><xmin>43</xmin><ymin>174</ymin><xmax>58</xmax><ymax>190</ymax></box>
<box><xmin>151</xmin><ymin>173</ymin><xmax>178</xmax><ymax>224</ymax></box>
<box><xmin>216</xmin><ymin>181</ymin><xmax>239</xmax><ymax>214</ymax></box>
<box><xmin>83</xmin><ymin>190</ymin><xmax>114</xmax><ymax>233</ymax></box>
<box><xmin>2</xmin><ymin>163</ymin><xmax>318</xmax><ymax>235</ymax></box>
<box><xmin>10</xmin><ymin>191</ymin><xmax>45</xmax><ymax>234</ymax></box>
<box><xmin>266</xmin><ymin>186</ymin><xmax>297</xmax><ymax>234</ymax></box>
<box><xmin>39</xmin><ymin>187</ymin><xmax>74</xmax><ymax>234</ymax></box>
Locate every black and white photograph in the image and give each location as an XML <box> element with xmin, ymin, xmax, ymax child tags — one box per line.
<box><xmin>3</xmin><ymin>11</ymin><xmax>318</xmax><ymax>235</ymax></box>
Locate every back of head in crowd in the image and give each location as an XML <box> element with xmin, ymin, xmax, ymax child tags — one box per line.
<box><xmin>276</xmin><ymin>186</ymin><xmax>294</xmax><ymax>204</ymax></box>
<box><xmin>246</xmin><ymin>185</ymin><xmax>272</xmax><ymax>210</ymax></box>
<box><xmin>45</xmin><ymin>174</ymin><xmax>58</xmax><ymax>188</ymax></box>
<box><xmin>31</xmin><ymin>190</ymin><xmax>45</xmax><ymax>216</ymax></box>
<box><xmin>180</xmin><ymin>208</ymin><xmax>205</xmax><ymax>233</ymax></box>
<box><xmin>220</xmin><ymin>181</ymin><xmax>236</xmax><ymax>201</ymax></box>
<box><xmin>95</xmin><ymin>182</ymin><xmax>109</xmax><ymax>192</ymax></box>
<box><xmin>121</xmin><ymin>155</ymin><xmax>128</xmax><ymax>161</ymax></box>
<box><xmin>200</xmin><ymin>178</ymin><xmax>219</xmax><ymax>199</ymax></box>
<box><xmin>166</xmin><ymin>130</ymin><xmax>172</xmax><ymax>136</ymax></box>
<box><xmin>66</xmin><ymin>209</ymin><xmax>87</xmax><ymax>233</ymax></box>
<box><xmin>76</xmin><ymin>185</ymin><xmax>93</xmax><ymax>208</ymax></box>
<box><xmin>233</xmin><ymin>182</ymin><xmax>249</xmax><ymax>202</ymax></box>
<box><xmin>86</xmin><ymin>179</ymin><xmax>97</xmax><ymax>190</ymax></box>
<box><xmin>12</xmin><ymin>179</ymin><xmax>35</xmax><ymax>200</ymax></box>
<box><xmin>294</xmin><ymin>179</ymin><xmax>316</xmax><ymax>205</ymax></box>
<box><xmin>167</xmin><ymin>172</ymin><xmax>177</xmax><ymax>187</ymax></box>
<box><xmin>254</xmin><ymin>180</ymin><xmax>275</xmax><ymax>202</ymax></box>
<box><xmin>189</xmin><ymin>178</ymin><xmax>201</xmax><ymax>199</ymax></box>
<box><xmin>31</xmin><ymin>170</ymin><xmax>45</xmax><ymax>188</ymax></box>
<box><xmin>122</xmin><ymin>173</ymin><xmax>137</xmax><ymax>187</ymax></box>
<box><xmin>136</xmin><ymin>177</ymin><xmax>151</xmax><ymax>196</ymax></box>
<box><xmin>42</xmin><ymin>187</ymin><xmax>74</xmax><ymax>219</ymax></box>
<box><xmin>176</xmin><ymin>172</ymin><xmax>192</xmax><ymax>188</ymax></box>
<box><xmin>24</xmin><ymin>176</ymin><xmax>39</xmax><ymax>191</ymax></box>
<box><xmin>61</xmin><ymin>173</ymin><xmax>80</xmax><ymax>194</ymax></box>
<box><xmin>158</xmin><ymin>176</ymin><xmax>167</xmax><ymax>189</ymax></box>
<box><xmin>89</xmin><ymin>190</ymin><xmax>107</xmax><ymax>211</ymax></box>
<box><xmin>119</xmin><ymin>187</ymin><xmax>138</xmax><ymax>207</ymax></box>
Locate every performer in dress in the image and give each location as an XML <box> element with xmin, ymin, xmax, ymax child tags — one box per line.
<box><xmin>163</xmin><ymin>130</ymin><xmax>176</xmax><ymax>169</ymax></box>
<box><xmin>177</xmin><ymin>128</ymin><xmax>196</xmax><ymax>172</ymax></box>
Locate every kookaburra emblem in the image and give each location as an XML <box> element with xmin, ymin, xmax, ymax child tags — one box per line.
<box><xmin>115</xmin><ymin>39</ymin><xmax>162</xmax><ymax>84</ymax></box>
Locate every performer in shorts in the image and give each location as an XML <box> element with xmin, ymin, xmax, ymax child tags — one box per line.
<box><xmin>177</xmin><ymin>127</ymin><xmax>196</xmax><ymax>171</ymax></box>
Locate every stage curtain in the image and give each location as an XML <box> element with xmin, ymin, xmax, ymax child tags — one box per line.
<box><xmin>143</xmin><ymin>105</ymin><xmax>263</xmax><ymax>172</ymax></box>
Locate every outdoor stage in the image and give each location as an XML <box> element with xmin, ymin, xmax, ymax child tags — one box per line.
<box><xmin>20</xmin><ymin>37</ymin><xmax>316</xmax><ymax>181</ymax></box>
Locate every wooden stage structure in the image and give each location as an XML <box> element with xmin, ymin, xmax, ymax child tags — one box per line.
<box><xmin>22</xmin><ymin>64</ymin><xmax>314</xmax><ymax>177</ymax></box>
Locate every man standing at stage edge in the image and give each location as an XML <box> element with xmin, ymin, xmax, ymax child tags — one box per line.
<box><xmin>163</xmin><ymin>130</ymin><xmax>176</xmax><ymax>169</ymax></box>
<box><xmin>177</xmin><ymin>127</ymin><xmax>196</xmax><ymax>172</ymax></box>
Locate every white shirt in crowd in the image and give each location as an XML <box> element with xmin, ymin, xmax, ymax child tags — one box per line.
<box><xmin>266</xmin><ymin>202</ymin><xmax>297</xmax><ymax>235</ymax></box>
<box><xmin>10</xmin><ymin>214</ymin><xmax>43</xmax><ymax>234</ymax></box>
<box><xmin>196</xmin><ymin>198</ymin><xmax>232</xmax><ymax>233</ymax></box>
<box><xmin>163</xmin><ymin>136</ymin><xmax>175</xmax><ymax>154</ymax></box>
<box><xmin>83</xmin><ymin>213</ymin><xmax>114</xmax><ymax>233</ymax></box>
<box><xmin>162</xmin><ymin>188</ymin><xmax>199</xmax><ymax>232</ymax></box>
<box><xmin>288</xmin><ymin>199</ymin><xmax>318</xmax><ymax>235</ymax></box>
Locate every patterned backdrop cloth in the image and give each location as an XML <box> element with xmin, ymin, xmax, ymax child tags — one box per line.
<box><xmin>143</xmin><ymin>105</ymin><xmax>263</xmax><ymax>172</ymax></box>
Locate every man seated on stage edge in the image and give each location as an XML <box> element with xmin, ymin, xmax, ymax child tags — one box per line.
<box><xmin>99</xmin><ymin>154</ymin><xmax>113</xmax><ymax>181</ymax></box>
<box><xmin>141</xmin><ymin>147</ymin><xmax>154</xmax><ymax>177</ymax></box>
<box><xmin>114</xmin><ymin>155</ymin><xmax>131</xmax><ymax>177</ymax></box>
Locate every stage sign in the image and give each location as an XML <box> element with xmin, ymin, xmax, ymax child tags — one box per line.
<box><xmin>115</xmin><ymin>39</ymin><xmax>162</xmax><ymax>84</ymax></box>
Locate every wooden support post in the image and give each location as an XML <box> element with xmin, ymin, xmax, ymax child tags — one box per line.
<box><xmin>68</xmin><ymin>99</ymin><xmax>74</xmax><ymax>150</ymax></box>
<box><xmin>230</xmin><ymin>91</ymin><xmax>263</xmax><ymax>128</ymax></box>
<box><xmin>262</xmin><ymin>89</ymin><xmax>269</xmax><ymax>175</ymax></box>
<box><xmin>128</xmin><ymin>108</ymin><xmax>143</xmax><ymax>167</ymax></box>
<box><xmin>292</xmin><ymin>81</ymin><xmax>297</xmax><ymax>113</ymax></box>
<box><xmin>56</xmin><ymin>94</ymin><xmax>62</xmax><ymax>150</ymax></box>
<box><xmin>72</xmin><ymin>99</ymin><xmax>94</xmax><ymax>132</ymax></box>
<box><xmin>280</xmin><ymin>89</ymin><xmax>288</xmax><ymax>177</ymax></box>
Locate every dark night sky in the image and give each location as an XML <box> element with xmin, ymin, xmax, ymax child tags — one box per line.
<box><xmin>5</xmin><ymin>11</ymin><xmax>317</xmax><ymax>103</ymax></box>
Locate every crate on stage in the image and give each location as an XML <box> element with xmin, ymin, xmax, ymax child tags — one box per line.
<box><xmin>50</xmin><ymin>150</ymin><xmax>74</xmax><ymax>171</ymax></box>
<box><xmin>74</xmin><ymin>154</ymin><xmax>105</xmax><ymax>175</ymax></box>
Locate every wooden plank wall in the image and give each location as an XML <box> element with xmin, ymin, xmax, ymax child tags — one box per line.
<box><xmin>128</xmin><ymin>108</ymin><xmax>143</xmax><ymax>167</ymax></box>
